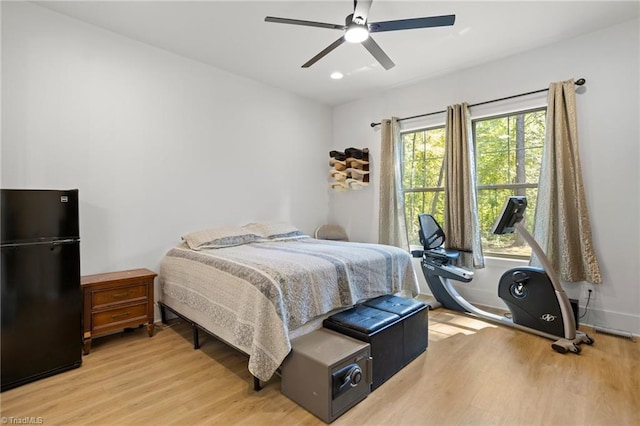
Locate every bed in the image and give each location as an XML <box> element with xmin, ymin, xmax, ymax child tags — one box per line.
<box><xmin>158</xmin><ymin>222</ymin><xmax>419</xmax><ymax>386</ymax></box>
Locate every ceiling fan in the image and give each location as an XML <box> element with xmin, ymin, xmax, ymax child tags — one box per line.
<box><xmin>264</xmin><ymin>0</ymin><xmax>455</xmax><ymax>70</ymax></box>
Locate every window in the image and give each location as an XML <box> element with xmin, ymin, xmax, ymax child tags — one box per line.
<box><xmin>401</xmin><ymin>108</ymin><xmax>546</xmax><ymax>258</ymax></box>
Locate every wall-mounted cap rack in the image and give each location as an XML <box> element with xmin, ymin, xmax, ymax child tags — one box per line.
<box><xmin>329</xmin><ymin>148</ymin><xmax>369</xmax><ymax>191</ymax></box>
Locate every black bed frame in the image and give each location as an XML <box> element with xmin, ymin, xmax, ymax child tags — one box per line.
<box><xmin>157</xmin><ymin>301</ymin><xmax>263</xmax><ymax>391</ymax></box>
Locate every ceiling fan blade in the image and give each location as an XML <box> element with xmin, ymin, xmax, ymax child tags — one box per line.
<box><xmin>352</xmin><ymin>0</ymin><xmax>373</xmax><ymax>25</ymax></box>
<box><xmin>265</xmin><ymin>16</ymin><xmax>345</xmax><ymax>31</ymax></box>
<box><xmin>369</xmin><ymin>14</ymin><xmax>456</xmax><ymax>33</ymax></box>
<box><xmin>302</xmin><ymin>37</ymin><xmax>346</xmax><ymax>68</ymax></box>
<box><xmin>361</xmin><ymin>37</ymin><xmax>395</xmax><ymax>70</ymax></box>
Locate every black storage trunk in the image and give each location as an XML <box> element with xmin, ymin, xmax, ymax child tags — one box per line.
<box><xmin>323</xmin><ymin>296</ymin><xmax>428</xmax><ymax>390</ymax></box>
<box><xmin>363</xmin><ymin>295</ymin><xmax>429</xmax><ymax>366</ymax></box>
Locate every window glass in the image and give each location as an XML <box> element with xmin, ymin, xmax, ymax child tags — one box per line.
<box><xmin>401</xmin><ymin>127</ymin><xmax>446</xmax><ymax>246</ymax></box>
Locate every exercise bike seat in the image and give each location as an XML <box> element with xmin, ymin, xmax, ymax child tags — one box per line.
<box><xmin>416</xmin><ymin>213</ymin><xmax>464</xmax><ymax>263</ymax></box>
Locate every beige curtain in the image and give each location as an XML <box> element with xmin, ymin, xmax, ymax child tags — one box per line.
<box><xmin>444</xmin><ymin>103</ymin><xmax>484</xmax><ymax>268</ymax></box>
<box><xmin>531</xmin><ymin>80</ymin><xmax>602</xmax><ymax>283</ymax></box>
<box><xmin>378</xmin><ymin>117</ymin><xmax>409</xmax><ymax>248</ymax></box>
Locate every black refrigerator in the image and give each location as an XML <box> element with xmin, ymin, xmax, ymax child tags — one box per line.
<box><xmin>1</xmin><ymin>189</ymin><xmax>82</xmax><ymax>392</ymax></box>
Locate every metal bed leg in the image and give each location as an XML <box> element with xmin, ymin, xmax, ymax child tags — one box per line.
<box><xmin>192</xmin><ymin>324</ymin><xmax>200</xmax><ymax>350</ymax></box>
<box><xmin>158</xmin><ymin>301</ymin><xmax>262</xmax><ymax>391</ymax></box>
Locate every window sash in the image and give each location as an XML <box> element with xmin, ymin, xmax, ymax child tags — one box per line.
<box><xmin>405</xmin><ymin>183</ymin><xmax>537</xmax><ymax>193</ymax></box>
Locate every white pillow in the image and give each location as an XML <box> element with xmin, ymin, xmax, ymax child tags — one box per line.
<box><xmin>182</xmin><ymin>226</ymin><xmax>260</xmax><ymax>250</ymax></box>
<box><xmin>243</xmin><ymin>222</ymin><xmax>308</xmax><ymax>241</ymax></box>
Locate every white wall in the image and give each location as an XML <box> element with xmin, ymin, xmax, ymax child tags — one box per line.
<box><xmin>332</xmin><ymin>19</ymin><xmax>640</xmax><ymax>335</ymax></box>
<box><xmin>1</xmin><ymin>2</ymin><xmax>332</xmax><ymax>276</ymax></box>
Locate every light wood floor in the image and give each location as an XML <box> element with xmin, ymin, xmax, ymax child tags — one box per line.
<box><xmin>1</xmin><ymin>309</ymin><xmax>638</xmax><ymax>426</ymax></box>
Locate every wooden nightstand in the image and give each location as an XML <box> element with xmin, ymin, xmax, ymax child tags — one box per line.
<box><xmin>81</xmin><ymin>268</ymin><xmax>157</xmax><ymax>355</ymax></box>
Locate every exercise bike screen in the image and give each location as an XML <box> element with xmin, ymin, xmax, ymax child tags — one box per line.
<box><xmin>492</xmin><ymin>196</ymin><xmax>527</xmax><ymax>235</ymax></box>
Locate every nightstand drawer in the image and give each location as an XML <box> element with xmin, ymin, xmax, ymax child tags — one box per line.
<box><xmin>92</xmin><ymin>284</ymin><xmax>147</xmax><ymax>307</ymax></box>
<box><xmin>92</xmin><ymin>303</ymin><xmax>148</xmax><ymax>329</ymax></box>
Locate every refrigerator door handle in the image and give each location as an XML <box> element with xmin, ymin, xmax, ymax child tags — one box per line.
<box><xmin>50</xmin><ymin>239</ymin><xmax>80</xmax><ymax>245</ymax></box>
<box><xmin>1</xmin><ymin>239</ymin><xmax>79</xmax><ymax>249</ymax></box>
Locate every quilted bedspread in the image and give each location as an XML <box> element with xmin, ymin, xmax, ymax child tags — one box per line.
<box><xmin>159</xmin><ymin>237</ymin><xmax>419</xmax><ymax>381</ymax></box>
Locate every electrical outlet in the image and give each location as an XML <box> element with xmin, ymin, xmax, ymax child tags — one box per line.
<box><xmin>582</xmin><ymin>284</ymin><xmax>596</xmax><ymax>301</ymax></box>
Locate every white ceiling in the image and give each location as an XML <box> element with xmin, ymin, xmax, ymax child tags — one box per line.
<box><xmin>33</xmin><ymin>1</ymin><xmax>639</xmax><ymax>106</ymax></box>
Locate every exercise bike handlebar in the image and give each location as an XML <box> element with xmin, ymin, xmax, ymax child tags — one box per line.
<box><xmin>513</xmin><ymin>221</ymin><xmax>564</xmax><ymax>294</ymax></box>
<box><xmin>422</xmin><ymin>254</ymin><xmax>474</xmax><ymax>283</ymax></box>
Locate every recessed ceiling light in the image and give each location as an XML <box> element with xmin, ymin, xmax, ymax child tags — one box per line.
<box><xmin>330</xmin><ymin>72</ymin><xmax>344</xmax><ymax>80</ymax></box>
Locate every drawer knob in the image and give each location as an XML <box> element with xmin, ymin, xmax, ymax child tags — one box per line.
<box><xmin>111</xmin><ymin>312</ymin><xmax>131</xmax><ymax>319</ymax></box>
<box><xmin>111</xmin><ymin>292</ymin><xmax>129</xmax><ymax>299</ymax></box>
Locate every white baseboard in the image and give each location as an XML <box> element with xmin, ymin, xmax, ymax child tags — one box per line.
<box><xmin>577</xmin><ymin>305</ymin><xmax>639</xmax><ymax>337</ymax></box>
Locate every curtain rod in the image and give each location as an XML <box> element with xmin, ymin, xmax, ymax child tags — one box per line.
<box><xmin>369</xmin><ymin>78</ymin><xmax>586</xmax><ymax>128</ymax></box>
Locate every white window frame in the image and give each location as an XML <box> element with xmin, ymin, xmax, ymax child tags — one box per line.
<box><xmin>400</xmin><ymin>100</ymin><xmax>548</xmax><ymax>259</ymax></box>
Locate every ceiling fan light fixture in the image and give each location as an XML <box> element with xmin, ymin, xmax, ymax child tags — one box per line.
<box><xmin>344</xmin><ymin>25</ymin><xmax>369</xmax><ymax>43</ymax></box>
<box><xmin>265</xmin><ymin>1</ymin><xmax>456</xmax><ymax>70</ymax></box>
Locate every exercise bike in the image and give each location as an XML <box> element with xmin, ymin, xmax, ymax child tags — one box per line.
<box><xmin>416</xmin><ymin>196</ymin><xmax>593</xmax><ymax>354</ymax></box>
